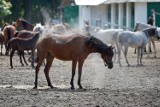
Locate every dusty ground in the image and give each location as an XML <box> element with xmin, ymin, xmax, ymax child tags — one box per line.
<box><xmin>0</xmin><ymin>42</ymin><xmax>160</xmax><ymax>107</ymax></box>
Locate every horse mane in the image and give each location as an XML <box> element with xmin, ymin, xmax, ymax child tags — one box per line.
<box><xmin>21</xmin><ymin>19</ymin><xmax>33</xmax><ymax>27</ymax></box>
<box><xmin>87</xmin><ymin>36</ymin><xmax>109</xmax><ymax>53</ymax></box>
<box><xmin>142</xmin><ymin>27</ymin><xmax>156</xmax><ymax>37</ymax></box>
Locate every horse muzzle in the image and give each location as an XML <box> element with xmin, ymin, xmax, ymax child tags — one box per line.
<box><xmin>104</xmin><ymin>61</ymin><xmax>113</xmax><ymax>69</ymax></box>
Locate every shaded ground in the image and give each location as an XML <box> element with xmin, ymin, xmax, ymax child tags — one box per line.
<box><xmin>0</xmin><ymin>42</ymin><xmax>160</xmax><ymax>107</ymax></box>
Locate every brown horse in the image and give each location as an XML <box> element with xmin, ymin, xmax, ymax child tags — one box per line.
<box><xmin>3</xmin><ymin>23</ymin><xmax>16</xmax><ymax>55</ymax></box>
<box><xmin>34</xmin><ymin>34</ymin><xmax>114</xmax><ymax>90</ymax></box>
<box><xmin>8</xmin><ymin>31</ymin><xmax>40</xmax><ymax>68</ymax></box>
<box><xmin>16</xmin><ymin>18</ymin><xmax>34</xmax><ymax>31</ymax></box>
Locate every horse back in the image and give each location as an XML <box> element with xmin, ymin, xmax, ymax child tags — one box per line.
<box><xmin>16</xmin><ymin>30</ymin><xmax>35</xmax><ymax>38</ymax></box>
<box><xmin>37</xmin><ymin>34</ymin><xmax>88</xmax><ymax>60</ymax></box>
<box><xmin>3</xmin><ymin>25</ymin><xmax>15</xmax><ymax>43</ymax></box>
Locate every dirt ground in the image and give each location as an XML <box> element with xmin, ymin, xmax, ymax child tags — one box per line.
<box><xmin>0</xmin><ymin>42</ymin><xmax>160</xmax><ymax>107</ymax></box>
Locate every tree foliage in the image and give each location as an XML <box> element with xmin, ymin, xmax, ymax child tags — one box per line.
<box><xmin>0</xmin><ymin>0</ymin><xmax>11</xmax><ymax>17</ymax></box>
<box><xmin>1</xmin><ymin>0</ymin><xmax>62</xmax><ymax>26</ymax></box>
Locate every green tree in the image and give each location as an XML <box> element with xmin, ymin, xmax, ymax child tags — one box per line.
<box><xmin>0</xmin><ymin>0</ymin><xmax>12</xmax><ymax>25</ymax></box>
<box><xmin>0</xmin><ymin>0</ymin><xmax>11</xmax><ymax>16</ymax></box>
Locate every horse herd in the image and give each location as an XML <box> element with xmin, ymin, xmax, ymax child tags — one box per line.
<box><xmin>0</xmin><ymin>18</ymin><xmax>160</xmax><ymax>90</ymax></box>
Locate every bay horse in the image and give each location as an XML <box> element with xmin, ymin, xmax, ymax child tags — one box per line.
<box><xmin>16</xmin><ymin>18</ymin><xmax>34</xmax><ymax>31</ymax></box>
<box><xmin>8</xmin><ymin>32</ymin><xmax>40</xmax><ymax>68</ymax></box>
<box><xmin>117</xmin><ymin>28</ymin><xmax>160</xmax><ymax>66</ymax></box>
<box><xmin>3</xmin><ymin>23</ymin><xmax>16</xmax><ymax>55</ymax></box>
<box><xmin>34</xmin><ymin>34</ymin><xmax>114</xmax><ymax>90</ymax></box>
<box><xmin>9</xmin><ymin>30</ymin><xmax>39</xmax><ymax>67</ymax></box>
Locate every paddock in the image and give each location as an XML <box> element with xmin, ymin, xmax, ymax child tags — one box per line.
<box><xmin>0</xmin><ymin>41</ymin><xmax>160</xmax><ymax>106</ymax></box>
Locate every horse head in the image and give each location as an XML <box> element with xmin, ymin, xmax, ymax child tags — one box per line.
<box><xmin>87</xmin><ymin>36</ymin><xmax>114</xmax><ymax>69</ymax></box>
<box><xmin>16</xmin><ymin>18</ymin><xmax>22</xmax><ymax>27</ymax></box>
<box><xmin>143</xmin><ymin>28</ymin><xmax>160</xmax><ymax>40</ymax></box>
<box><xmin>100</xmin><ymin>45</ymin><xmax>114</xmax><ymax>69</ymax></box>
<box><xmin>153</xmin><ymin>28</ymin><xmax>160</xmax><ymax>40</ymax></box>
<box><xmin>133</xmin><ymin>22</ymin><xmax>139</xmax><ymax>32</ymax></box>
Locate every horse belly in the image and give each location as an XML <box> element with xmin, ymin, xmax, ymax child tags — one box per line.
<box><xmin>52</xmin><ymin>44</ymin><xmax>84</xmax><ymax>61</ymax></box>
<box><xmin>128</xmin><ymin>39</ymin><xmax>142</xmax><ymax>48</ymax></box>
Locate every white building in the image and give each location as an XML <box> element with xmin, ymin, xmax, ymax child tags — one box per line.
<box><xmin>75</xmin><ymin>0</ymin><xmax>160</xmax><ymax>30</ymax></box>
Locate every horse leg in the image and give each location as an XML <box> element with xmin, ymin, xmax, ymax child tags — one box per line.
<box><xmin>137</xmin><ymin>47</ymin><xmax>140</xmax><ymax>65</ymax></box>
<box><xmin>117</xmin><ymin>42</ymin><xmax>122</xmax><ymax>66</ymax></box>
<box><xmin>5</xmin><ymin>43</ymin><xmax>8</xmax><ymax>55</ymax></box>
<box><xmin>113</xmin><ymin>48</ymin><xmax>117</xmax><ymax>62</ymax></box>
<box><xmin>21</xmin><ymin>51</ymin><xmax>28</xmax><ymax>66</ymax></box>
<box><xmin>140</xmin><ymin>48</ymin><xmax>144</xmax><ymax>65</ymax></box>
<box><xmin>149</xmin><ymin>39</ymin><xmax>152</xmax><ymax>53</ymax></box>
<box><xmin>31</xmin><ymin>49</ymin><xmax>35</xmax><ymax>68</ymax></box>
<box><xmin>33</xmin><ymin>52</ymin><xmax>46</xmax><ymax>89</ymax></box>
<box><xmin>123</xmin><ymin>47</ymin><xmax>130</xmax><ymax>66</ymax></box>
<box><xmin>1</xmin><ymin>42</ymin><xmax>2</xmax><ymax>55</ymax></box>
<box><xmin>151</xmin><ymin>40</ymin><xmax>156</xmax><ymax>58</ymax></box>
<box><xmin>44</xmin><ymin>54</ymin><xmax>54</xmax><ymax>88</ymax></box>
<box><xmin>148</xmin><ymin>39</ymin><xmax>151</xmax><ymax>53</ymax></box>
<box><xmin>134</xmin><ymin>48</ymin><xmax>136</xmax><ymax>54</ymax></box>
<box><xmin>77</xmin><ymin>59</ymin><xmax>84</xmax><ymax>89</ymax></box>
<box><xmin>70</xmin><ymin>60</ymin><xmax>77</xmax><ymax>90</ymax></box>
<box><xmin>10</xmin><ymin>50</ymin><xmax>15</xmax><ymax>68</ymax></box>
<box><xmin>18</xmin><ymin>51</ymin><xmax>24</xmax><ymax>66</ymax></box>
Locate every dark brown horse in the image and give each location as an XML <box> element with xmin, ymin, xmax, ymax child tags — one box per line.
<box><xmin>16</xmin><ymin>18</ymin><xmax>34</xmax><ymax>31</ymax></box>
<box><xmin>8</xmin><ymin>32</ymin><xmax>40</xmax><ymax>68</ymax></box>
<box><xmin>3</xmin><ymin>23</ymin><xmax>16</xmax><ymax>55</ymax></box>
<box><xmin>34</xmin><ymin>34</ymin><xmax>114</xmax><ymax>90</ymax></box>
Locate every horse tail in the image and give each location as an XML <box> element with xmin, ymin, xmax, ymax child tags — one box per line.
<box><xmin>6</xmin><ymin>39</ymin><xmax>11</xmax><ymax>53</ymax></box>
<box><xmin>6</xmin><ymin>27</ymin><xmax>11</xmax><ymax>53</ymax></box>
<box><xmin>7</xmin><ymin>27</ymin><xmax>11</xmax><ymax>42</ymax></box>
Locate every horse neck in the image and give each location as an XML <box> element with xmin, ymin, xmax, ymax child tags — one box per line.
<box><xmin>22</xmin><ymin>20</ymin><xmax>34</xmax><ymax>30</ymax></box>
<box><xmin>137</xmin><ymin>24</ymin><xmax>148</xmax><ymax>31</ymax></box>
<box><xmin>32</xmin><ymin>34</ymin><xmax>40</xmax><ymax>43</ymax></box>
<box><xmin>142</xmin><ymin>29</ymin><xmax>152</xmax><ymax>38</ymax></box>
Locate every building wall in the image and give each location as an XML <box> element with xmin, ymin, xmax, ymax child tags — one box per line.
<box><xmin>134</xmin><ymin>2</ymin><xmax>147</xmax><ymax>24</ymax></box>
<box><xmin>90</xmin><ymin>5</ymin><xmax>107</xmax><ymax>27</ymax></box>
<box><xmin>78</xmin><ymin>2</ymin><xmax>159</xmax><ymax>30</ymax></box>
<box><xmin>79</xmin><ymin>5</ymin><xmax>91</xmax><ymax>29</ymax></box>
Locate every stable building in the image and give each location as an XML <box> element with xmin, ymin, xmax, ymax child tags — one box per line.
<box><xmin>75</xmin><ymin>0</ymin><xmax>160</xmax><ymax>30</ymax></box>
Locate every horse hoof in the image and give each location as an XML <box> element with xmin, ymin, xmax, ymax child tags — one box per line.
<box><xmin>70</xmin><ymin>86</ymin><xmax>75</xmax><ymax>90</ymax></box>
<box><xmin>50</xmin><ymin>85</ymin><xmax>54</xmax><ymax>89</ymax></box>
<box><xmin>79</xmin><ymin>86</ymin><xmax>83</xmax><ymax>89</ymax></box>
<box><xmin>33</xmin><ymin>86</ymin><xmax>37</xmax><ymax>89</ymax></box>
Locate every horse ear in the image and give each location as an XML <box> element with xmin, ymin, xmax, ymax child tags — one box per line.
<box><xmin>110</xmin><ymin>46</ymin><xmax>115</xmax><ymax>49</ymax></box>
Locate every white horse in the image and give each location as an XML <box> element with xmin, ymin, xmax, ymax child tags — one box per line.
<box><xmin>84</xmin><ymin>21</ymin><xmax>123</xmax><ymax>61</ymax></box>
<box><xmin>117</xmin><ymin>28</ymin><xmax>160</xmax><ymax>66</ymax></box>
<box><xmin>33</xmin><ymin>23</ymin><xmax>45</xmax><ymax>34</ymax></box>
<box><xmin>133</xmin><ymin>22</ymin><xmax>160</xmax><ymax>57</ymax></box>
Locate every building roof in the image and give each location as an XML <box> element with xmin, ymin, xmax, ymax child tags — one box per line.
<box><xmin>75</xmin><ymin>0</ymin><xmax>160</xmax><ymax>5</ymax></box>
<box><xmin>104</xmin><ymin>0</ymin><xmax>160</xmax><ymax>4</ymax></box>
<box><xmin>75</xmin><ymin>0</ymin><xmax>108</xmax><ymax>5</ymax></box>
